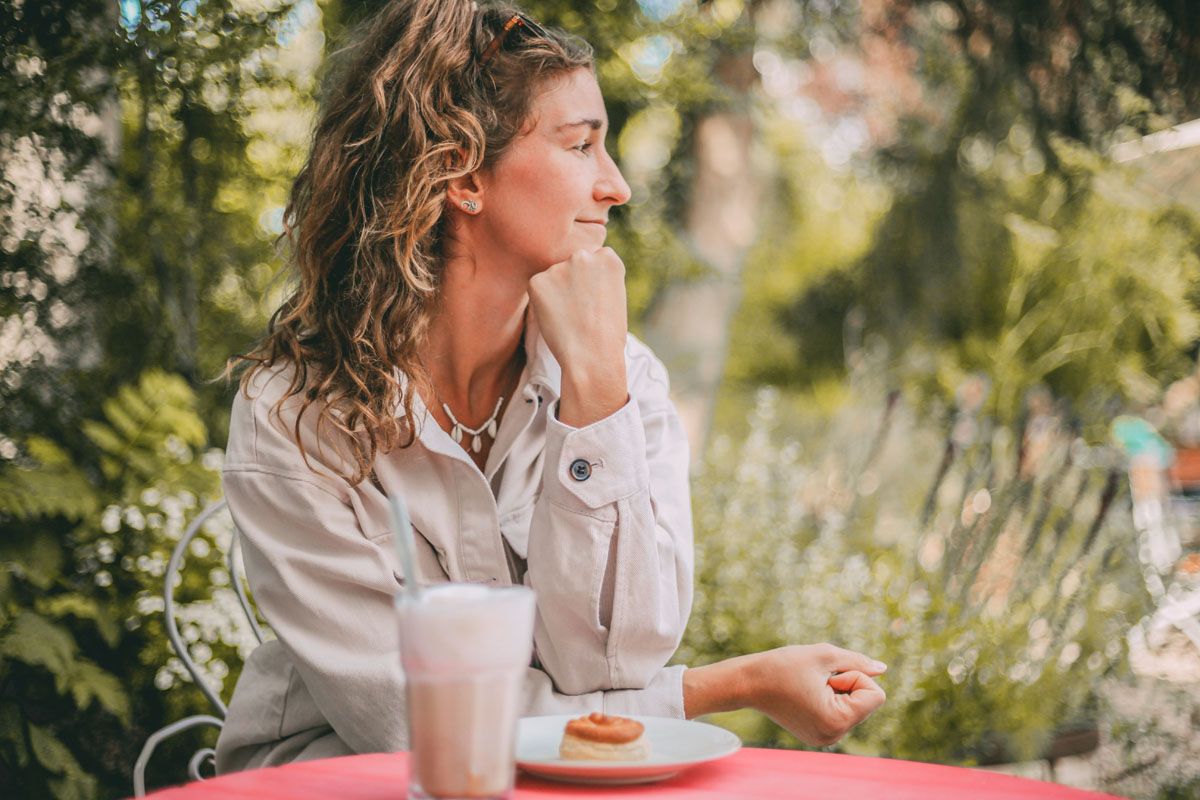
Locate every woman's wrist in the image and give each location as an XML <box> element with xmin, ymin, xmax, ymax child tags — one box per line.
<box><xmin>682</xmin><ymin>653</ymin><xmax>760</xmax><ymax>719</ymax></box>
<box><xmin>557</xmin><ymin>361</ymin><xmax>627</xmax><ymax>428</ymax></box>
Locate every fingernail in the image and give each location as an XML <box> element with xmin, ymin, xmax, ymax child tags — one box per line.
<box><xmin>872</xmin><ymin>660</ymin><xmax>887</xmax><ymax>672</ymax></box>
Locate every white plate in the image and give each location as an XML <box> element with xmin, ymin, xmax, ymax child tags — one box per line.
<box><xmin>515</xmin><ymin>715</ymin><xmax>741</xmax><ymax>785</ymax></box>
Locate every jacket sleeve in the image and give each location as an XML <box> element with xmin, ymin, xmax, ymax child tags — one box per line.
<box><xmin>525</xmin><ymin>337</ymin><xmax>694</xmax><ymax>695</ymax></box>
<box><xmin>223</xmin><ymin>464</ymin><xmax>412</xmax><ymax>755</ymax></box>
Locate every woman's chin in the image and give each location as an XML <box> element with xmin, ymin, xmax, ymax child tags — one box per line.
<box><xmin>528</xmin><ymin>231</ymin><xmax>611</xmax><ymax>272</ymax></box>
<box><xmin>570</xmin><ymin>226</ymin><xmax>608</xmax><ymax>250</ymax></box>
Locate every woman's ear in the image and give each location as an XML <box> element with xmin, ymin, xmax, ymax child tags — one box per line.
<box><xmin>446</xmin><ymin>167</ymin><xmax>485</xmax><ymax>216</ymax></box>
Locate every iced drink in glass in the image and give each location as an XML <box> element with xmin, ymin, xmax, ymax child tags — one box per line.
<box><xmin>397</xmin><ymin>583</ymin><xmax>535</xmax><ymax>800</ymax></box>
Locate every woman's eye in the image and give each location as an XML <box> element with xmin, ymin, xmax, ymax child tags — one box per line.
<box><xmin>575</xmin><ymin>141</ymin><xmax>594</xmax><ymax>154</ymax></box>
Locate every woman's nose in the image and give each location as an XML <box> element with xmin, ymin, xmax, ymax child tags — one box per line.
<box><xmin>596</xmin><ymin>148</ymin><xmax>632</xmax><ymax>206</ymax></box>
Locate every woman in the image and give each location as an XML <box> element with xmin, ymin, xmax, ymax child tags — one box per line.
<box><xmin>217</xmin><ymin>0</ymin><xmax>886</xmax><ymax>773</ymax></box>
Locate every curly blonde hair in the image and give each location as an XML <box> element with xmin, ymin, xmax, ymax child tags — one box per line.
<box><xmin>234</xmin><ymin>0</ymin><xmax>593</xmax><ymax>484</ymax></box>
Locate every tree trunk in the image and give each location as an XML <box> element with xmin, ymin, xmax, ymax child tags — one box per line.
<box><xmin>641</xmin><ymin>81</ymin><xmax>761</xmax><ymax>467</ymax></box>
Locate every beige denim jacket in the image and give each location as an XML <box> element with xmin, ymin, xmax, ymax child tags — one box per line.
<box><xmin>214</xmin><ymin>323</ymin><xmax>693</xmax><ymax>773</ymax></box>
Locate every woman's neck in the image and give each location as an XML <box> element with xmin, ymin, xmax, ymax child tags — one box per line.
<box><xmin>420</xmin><ymin>256</ymin><xmax>528</xmax><ymax>422</ymax></box>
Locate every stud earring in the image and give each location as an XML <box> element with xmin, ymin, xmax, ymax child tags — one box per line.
<box><xmin>462</xmin><ymin>200</ymin><xmax>479</xmax><ymax>213</ymax></box>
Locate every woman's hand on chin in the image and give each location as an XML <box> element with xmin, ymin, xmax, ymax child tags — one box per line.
<box><xmin>528</xmin><ymin>246</ymin><xmax>629</xmax><ymax>428</ymax></box>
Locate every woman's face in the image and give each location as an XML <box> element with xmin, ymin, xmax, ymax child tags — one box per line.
<box><xmin>477</xmin><ymin>68</ymin><xmax>631</xmax><ymax>274</ymax></box>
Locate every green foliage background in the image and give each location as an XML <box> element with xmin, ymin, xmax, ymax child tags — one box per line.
<box><xmin>1</xmin><ymin>371</ymin><xmax>227</xmax><ymax>797</ymax></box>
<box><xmin>3</xmin><ymin>0</ymin><xmax>1200</xmax><ymax>797</ymax></box>
<box><xmin>685</xmin><ymin>378</ymin><xmax>1146</xmax><ymax>764</ymax></box>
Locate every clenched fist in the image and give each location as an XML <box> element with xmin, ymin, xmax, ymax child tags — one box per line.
<box><xmin>683</xmin><ymin>643</ymin><xmax>887</xmax><ymax>747</ymax></box>
<box><xmin>528</xmin><ymin>247</ymin><xmax>629</xmax><ymax>428</ymax></box>
<box><xmin>747</xmin><ymin>644</ymin><xmax>887</xmax><ymax>746</ymax></box>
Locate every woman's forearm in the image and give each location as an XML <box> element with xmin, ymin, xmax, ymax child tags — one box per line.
<box><xmin>682</xmin><ymin>654</ymin><xmax>758</xmax><ymax>719</ymax></box>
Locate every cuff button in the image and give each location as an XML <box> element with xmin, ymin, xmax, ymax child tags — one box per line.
<box><xmin>569</xmin><ymin>458</ymin><xmax>592</xmax><ymax>482</ymax></box>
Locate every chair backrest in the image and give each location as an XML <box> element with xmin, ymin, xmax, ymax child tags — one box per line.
<box><xmin>163</xmin><ymin>498</ymin><xmax>266</xmax><ymax>716</ymax></box>
<box><xmin>133</xmin><ymin>498</ymin><xmax>267</xmax><ymax>796</ymax></box>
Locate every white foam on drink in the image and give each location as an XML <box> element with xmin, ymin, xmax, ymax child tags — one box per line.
<box><xmin>397</xmin><ymin>583</ymin><xmax>535</xmax><ymax>675</ymax></box>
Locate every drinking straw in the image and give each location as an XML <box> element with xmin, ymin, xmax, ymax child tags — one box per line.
<box><xmin>388</xmin><ymin>494</ymin><xmax>422</xmax><ymax>601</ymax></box>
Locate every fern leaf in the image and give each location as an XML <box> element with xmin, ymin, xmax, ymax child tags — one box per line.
<box><xmin>79</xmin><ymin>370</ymin><xmax>212</xmax><ymax>489</ymax></box>
<box><xmin>78</xmin><ymin>420</ymin><xmax>125</xmax><ymax>460</ymax></box>
<box><xmin>29</xmin><ymin>723</ymin><xmax>98</xmax><ymax>800</ymax></box>
<box><xmin>0</xmin><ymin>443</ymin><xmax>99</xmax><ymax>522</ymax></box>
<box><xmin>0</xmin><ymin>531</ymin><xmax>64</xmax><ymax>591</ymax></box>
<box><xmin>0</xmin><ymin>570</ymin><xmax>11</xmax><ymax>613</ymax></box>
<box><xmin>69</xmin><ymin>660</ymin><xmax>131</xmax><ymax>724</ymax></box>
<box><xmin>0</xmin><ymin>702</ymin><xmax>29</xmax><ymax>768</ymax></box>
<box><xmin>24</xmin><ymin>437</ymin><xmax>73</xmax><ymax>469</ymax></box>
<box><xmin>141</xmin><ymin>371</ymin><xmax>208</xmax><ymax>446</ymax></box>
<box><xmin>36</xmin><ymin>594</ymin><xmax>121</xmax><ymax>648</ymax></box>
<box><xmin>28</xmin><ymin>722</ymin><xmax>76</xmax><ymax>774</ymax></box>
<box><xmin>107</xmin><ymin>394</ymin><xmax>143</xmax><ymax>441</ymax></box>
<box><xmin>0</xmin><ymin>611</ymin><xmax>78</xmax><ymax>693</ymax></box>
<box><xmin>0</xmin><ymin>611</ymin><xmax>131</xmax><ymax>722</ymax></box>
<box><xmin>48</xmin><ymin>773</ymin><xmax>99</xmax><ymax>800</ymax></box>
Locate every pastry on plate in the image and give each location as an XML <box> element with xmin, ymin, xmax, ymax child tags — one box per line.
<box><xmin>559</xmin><ymin>712</ymin><xmax>649</xmax><ymax>760</ymax></box>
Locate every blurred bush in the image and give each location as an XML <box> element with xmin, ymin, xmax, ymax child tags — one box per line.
<box><xmin>776</xmin><ymin>138</ymin><xmax>1200</xmax><ymax>428</ymax></box>
<box><xmin>1098</xmin><ymin>677</ymin><xmax>1200</xmax><ymax>799</ymax></box>
<box><xmin>0</xmin><ymin>371</ymin><xmax>234</xmax><ymax>798</ymax></box>
<box><xmin>680</xmin><ymin>372</ymin><xmax>1149</xmax><ymax>765</ymax></box>
<box><xmin>1</xmin><ymin>1</ymin><xmax>307</xmax><ymax>793</ymax></box>
<box><xmin>722</xmin><ymin>0</ymin><xmax>1200</xmax><ymax>436</ymax></box>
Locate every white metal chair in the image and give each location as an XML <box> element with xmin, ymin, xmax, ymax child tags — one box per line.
<box><xmin>133</xmin><ymin>499</ymin><xmax>266</xmax><ymax>796</ymax></box>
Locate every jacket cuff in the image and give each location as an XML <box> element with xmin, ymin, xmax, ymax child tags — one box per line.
<box><xmin>543</xmin><ymin>398</ymin><xmax>649</xmax><ymax>511</ymax></box>
<box><xmin>602</xmin><ymin>664</ymin><xmax>687</xmax><ymax>719</ymax></box>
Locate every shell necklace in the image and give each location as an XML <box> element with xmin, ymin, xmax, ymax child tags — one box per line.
<box><xmin>441</xmin><ymin>395</ymin><xmax>503</xmax><ymax>454</ymax></box>
<box><xmin>421</xmin><ymin>346</ymin><xmax>523</xmax><ymax>455</ymax></box>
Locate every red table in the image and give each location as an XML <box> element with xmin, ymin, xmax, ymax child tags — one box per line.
<box><xmin>141</xmin><ymin>749</ymin><xmax>1126</xmax><ymax>799</ymax></box>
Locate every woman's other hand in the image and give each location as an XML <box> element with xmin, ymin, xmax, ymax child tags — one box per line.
<box><xmin>528</xmin><ymin>246</ymin><xmax>629</xmax><ymax>428</ymax></box>
<box><xmin>750</xmin><ymin>644</ymin><xmax>887</xmax><ymax>746</ymax></box>
<box><xmin>683</xmin><ymin>644</ymin><xmax>887</xmax><ymax>747</ymax></box>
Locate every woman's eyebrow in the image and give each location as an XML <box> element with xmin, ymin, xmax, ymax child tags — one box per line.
<box><xmin>556</xmin><ymin>118</ymin><xmax>604</xmax><ymax>132</ymax></box>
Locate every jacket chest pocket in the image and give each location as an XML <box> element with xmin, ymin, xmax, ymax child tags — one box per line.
<box><xmin>381</xmin><ymin>530</ymin><xmax>451</xmax><ymax>587</ymax></box>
